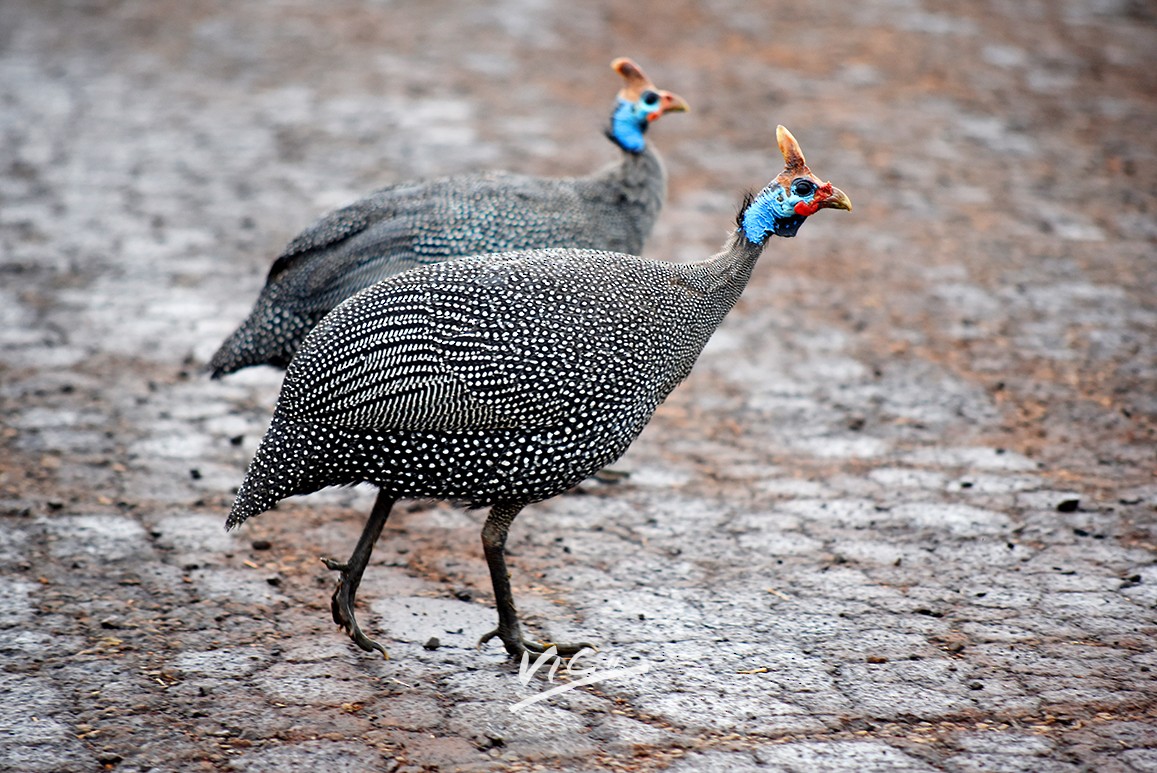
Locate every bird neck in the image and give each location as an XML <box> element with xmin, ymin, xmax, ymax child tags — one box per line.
<box><xmin>583</xmin><ymin>142</ymin><xmax>667</xmax><ymax>230</ymax></box>
<box><xmin>608</xmin><ymin>141</ymin><xmax>666</xmax><ymax>197</ymax></box>
<box><xmin>652</xmin><ymin>231</ymin><xmax>766</xmax><ymax>390</ymax></box>
<box><xmin>690</xmin><ymin>229</ymin><xmax>767</xmax><ymax>325</ymax></box>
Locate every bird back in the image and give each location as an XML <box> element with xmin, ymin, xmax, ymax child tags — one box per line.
<box><xmin>209</xmin><ymin>162</ymin><xmax>664</xmax><ymax>377</ymax></box>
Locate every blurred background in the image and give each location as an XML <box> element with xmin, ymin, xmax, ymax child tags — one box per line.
<box><xmin>0</xmin><ymin>1</ymin><xmax>1154</xmax><ymax>771</ymax></box>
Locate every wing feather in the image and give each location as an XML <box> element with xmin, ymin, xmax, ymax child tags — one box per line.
<box><xmin>280</xmin><ymin>251</ymin><xmax>681</xmax><ymax>433</ymax></box>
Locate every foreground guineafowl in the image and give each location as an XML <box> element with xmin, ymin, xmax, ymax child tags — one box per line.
<box><xmin>208</xmin><ymin>58</ymin><xmax>689</xmax><ymax>378</ymax></box>
<box><xmin>226</xmin><ymin>126</ymin><xmax>851</xmax><ymax>659</ymax></box>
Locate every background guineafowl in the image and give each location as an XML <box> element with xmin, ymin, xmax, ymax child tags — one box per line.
<box><xmin>226</xmin><ymin>126</ymin><xmax>851</xmax><ymax>660</ymax></box>
<box><xmin>208</xmin><ymin>57</ymin><xmax>689</xmax><ymax>378</ymax></box>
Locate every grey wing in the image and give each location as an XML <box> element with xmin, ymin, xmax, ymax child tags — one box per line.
<box><xmin>263</xmin><ymin>175</ymin><xmax>579</xmax><ymax>316</ymax></box>
<box><xmin>264</xmin><ymin>181</ymin><xmax>455</xmax><ymax>315</ymax></box>
<box><xmin>279</xmin><ymin>257</ymin><xmax>596</xmax><ymax>432</ymax></box>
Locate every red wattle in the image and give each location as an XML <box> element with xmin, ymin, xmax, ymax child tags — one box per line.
<box><xmin>794</xmin><ymin>201</ymin><xmax>820</xmax><ymax>216</ymax></box>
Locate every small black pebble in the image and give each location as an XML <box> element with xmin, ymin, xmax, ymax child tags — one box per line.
<box><xmin>454</xmin><ymin>589</ymin><xmax>472</xmax><ymax>602</ymax></box>
<box><xmin>47</xmin><ymin>501</ymin><xmax>64</xmax><ymax>511</ymax></box>
<box><xmin>1056</xmin><ymin>498</ymin><xmax>1080</xmax><ymax>512</ymax></box>
<box><xmin>960</xmin><ymin>481</ymin><xmax>973</xmax><ymax>489</ymax></box>
<box><xmin>229</xmin><ymin>434</ymin><xmax>245</xmax><ymax>446</ymax></box>
<box><xmin>1072</xmin><ymin>527</ymin><xmax>1090</xmax><ymax>537</ymax></box>
<box><xmin>266</xmin><ymin>576</ymin><xmax>281</xmax><ymax>587</ymax></box>
<box><xmin>638</xmin><ymin>613</ymin><xmax>646</xmax><ymax>621</ymax></box>
<box><xmin>189</xmin><ymin>468</ymin><xmax>202</xmax><ymax>480</ymax></box>
<box><xmin>251</xmin><ymin>539</ymin><xmax>272</xmax><ymax>551</ymax></box>
<box><xmin>423</xmin><ymin>637</ymin><xmax>440</xmax><ymax>650</ymax></box>
<box><xmin>969</xmin><ymin>682</ymin><xmax>984</xmax><ymax>690</ymax></box>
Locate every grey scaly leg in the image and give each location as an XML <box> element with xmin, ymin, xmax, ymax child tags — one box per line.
<box><xmin>322</xmin><ymin>489</ymin><xmax>395</xmax><ymax>658</ymax></box>
<box><xmin>477</xmin><ymin>502</ymin><xmax>594</xmax><ymax>659</ymax></box>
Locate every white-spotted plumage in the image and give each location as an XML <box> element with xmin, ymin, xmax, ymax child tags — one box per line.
<box><xmin>226</xmin><ymin>245</ymin><xmax>745</xmax><ymax>527</ymax></box>
<box><xmin>224</xmin><ymin>125</ymin><xmax>850</xmax><ymax>661</ymax></box>
<box><xmin>208</xmin><ymin>58</ymin><xmax>688</xmax><ymax>378</ymax></box>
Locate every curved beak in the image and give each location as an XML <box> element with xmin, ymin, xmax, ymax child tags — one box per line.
<box><xmin>820</xmin><ymin>185</ymin><xmax>852</xmax><ymax>212</ymax></box>
<box><xmin>651</xmin><ymin>90</ymin><xmax>690</xmax><ymax>120</ymax></box>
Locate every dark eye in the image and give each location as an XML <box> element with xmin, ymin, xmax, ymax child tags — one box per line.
<box><xmin>641</xmin><ymin>90</ymin><xmax>660</xmax><ymax>106</ymax></box>
<box><xmin>792</xmin><ymin>179</ymin><xmax>816</xmax><ymax>197</ymax></box>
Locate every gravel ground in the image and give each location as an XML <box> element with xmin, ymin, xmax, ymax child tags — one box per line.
<box><xmin>1</xmin><ymin>1</ymin><xmax>1154</xmax><ymax>771</ymax></box>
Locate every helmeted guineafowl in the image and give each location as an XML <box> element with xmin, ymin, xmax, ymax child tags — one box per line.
<box><xmin>226</xmin><ymin>126</ymin><xmax>851</xmax><ymax>660</ymax></box>
<box><xmin>208</xmin><ymin>58</ymin><xmax>689</xmax><ymax>378</ymax></box>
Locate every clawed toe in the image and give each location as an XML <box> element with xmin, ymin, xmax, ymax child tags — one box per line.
<box><xmin>321</xmin><ymin>557</ymin><xmax>348</xmax><ymax>571</ymax></box>
<box><xmin>478</xmin><ymin>627</ymin><xmax>596</xmax><ymax>660</ymax></box>
<box><xmin>547</xmin><ymin>640</ymin><xmax>597</xmax><ymax>658</ymax></box>
<box><xmin>324</xmin><ymin>558</ymin><xmax>389</xmax><ymax>659</ymax></box>
<box><xmin>345</xmin><ymin>623</ymin><xmax>389</xmax><ymax>659</ymax></box>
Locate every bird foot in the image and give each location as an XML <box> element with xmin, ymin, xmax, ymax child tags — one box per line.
<box><xmin>323</xmin><ymin>557</ymin><xmax>389</xmax><ymax>660</ymax></box>
<box><xmin>478</xmin><ymin>627</ymin><xmax>595</xmax><ymax>660</ymax></box>
<box><xmin>591</xmin><ymin>467</ymin><xmax>631</xmax><ymax>484</ymax></box>
<box><xmin>321</xmin><ymin>557</ymin><xmax>348</xmax><ymax>572</ymax></box>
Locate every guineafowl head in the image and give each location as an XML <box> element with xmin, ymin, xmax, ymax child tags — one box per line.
<box><xmin>607</xmin><ymin>57</ymin><xmax>690</xmax><ymax>153</ymax></box>
<box><xmin>740</xmin><ymin>125</ymin><xmax>852</xmax><ymax>242</ymax></box>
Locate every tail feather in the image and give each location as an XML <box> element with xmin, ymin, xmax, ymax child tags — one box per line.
<box><xmin>226</xmin><ymin>416</ymin><xmax>326</xmax><ymax>529</ymax></box>
<box><xmin>209</xmin><ymin>302</ymin><xmax>312</xmax><ymax>378</ymax></box>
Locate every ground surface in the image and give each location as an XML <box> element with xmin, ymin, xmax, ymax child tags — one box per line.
<box><xmin>1</xmin><ymin>1</ymin><xmax>1155</xmax><ymax>771</ymax></box>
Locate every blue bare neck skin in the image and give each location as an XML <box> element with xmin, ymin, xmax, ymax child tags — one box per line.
<box><xmin>608</xmin><ymin>98</ymin><xmax>648</xmax><ymax>154</ymax></box>
<box><xmin>741</xmin><ymin>184</ymin><xmax>805</xmax><ymax>243</ymax></box>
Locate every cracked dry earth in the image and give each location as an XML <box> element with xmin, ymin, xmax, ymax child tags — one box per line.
<box><xmin>1</xmin><ymin>1</ymin><xmax>1155</xmax><ymax>771</ymax></box>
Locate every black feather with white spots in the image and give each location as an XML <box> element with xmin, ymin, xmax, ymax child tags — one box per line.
<box><xmin>210</xmin><ymin>150</ymin><xmax>668</xmax><ymax>377</ymax></box>
<box><xmin>227</xmin><ymin>235</ymin><xmax>765</xmax><ymax>529</ymax></box>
